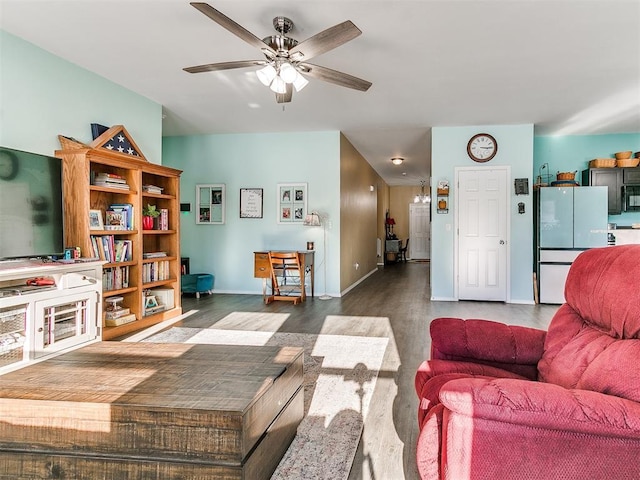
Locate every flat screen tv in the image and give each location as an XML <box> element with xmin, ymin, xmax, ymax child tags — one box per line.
<box><xmin>0</xmin><ymin>146</ymin><xmax>64</xmax><ymax>260</ymax></box>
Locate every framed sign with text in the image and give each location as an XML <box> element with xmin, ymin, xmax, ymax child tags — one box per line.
<box><xmin>240</xmin><ymin>188</ymin><xmax>263</xmax><ymax>218</ymax></box>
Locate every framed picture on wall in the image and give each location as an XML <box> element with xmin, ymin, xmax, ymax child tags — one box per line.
<box><xmin>240</xmin><ymin>188</ymin><xmax>263</xmax><ymax>218</ymax></box>
<box><xmin>277</xmin><ymin>183</ymin><xmax>307</xmax><ymax>224</ymax></box>
<box><xmin>196</xmin><ymin>184</ymin><xmax>226</xmax><ymax>224</ymax></box>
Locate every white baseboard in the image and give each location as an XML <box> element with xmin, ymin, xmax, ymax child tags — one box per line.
<box><xmin>341</xmin><ymin>268</ymin><xmax>378</xmax><ymax>296</ymax></box>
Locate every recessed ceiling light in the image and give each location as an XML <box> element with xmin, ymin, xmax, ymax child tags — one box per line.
<box><xmin>391</xmin><ymin>157</ymin><xmax>404</xmax><ymax>165</ymax></box>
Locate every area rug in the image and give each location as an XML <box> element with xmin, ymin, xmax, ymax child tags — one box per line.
<box><xmin>142</xmin><ymin>327</ymin><xmax>388</xmax><ymax>480</ymax></box>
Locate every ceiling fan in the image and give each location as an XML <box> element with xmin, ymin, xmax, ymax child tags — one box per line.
<box><xmin>183</xmin><ymin>2</ymin><xmax>372</xmax><ymax>103</ymax></box>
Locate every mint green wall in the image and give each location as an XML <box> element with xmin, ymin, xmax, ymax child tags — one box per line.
<box><xmin>534</xmin><ymin>133</ymin><xmax>640</xmax><ymax>224</ymax></box>
<box><xmin>162</xmin><ymin>132</ymin><xmax>341</xmax><ymax>295</ymax></box>
<box><xmin>0</xmin><ymin>31</ymin><xmax>162</xmax><ymax>161</ymax></box>
<box><xmin>431</xmin><ymin>124</ymin><xmax>534</xmax><ymax>303</ymax></box>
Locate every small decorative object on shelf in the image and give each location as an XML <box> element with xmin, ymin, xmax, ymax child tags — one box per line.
<box><xmin>437</xmin><ymin>180</ymin><xmax>449</xmax><ymax>214</ymax></box>
<box><xmin>105</xmin><ymin>296</ymin><xmax>129</xmax><ymax>320</ymax></box>
<box><xmin>142</xmin><ymin>204</ymin><xmax>159</xmax><ymax>230</ymax></box>
<box><xmin>89</xmin><ymin>209</ymin><xmax>104</xmax><ymax>230</ymax></box>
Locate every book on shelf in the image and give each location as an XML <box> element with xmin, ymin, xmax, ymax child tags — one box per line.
<box><xmin>102</xmin><ymin>265</ymin><xmax>130</xmax><ymax>291</ymax></box>
<box><xmin>143</xmin><ymin>184</ymin><xmax>164</xmax><ymax>194</ymax></box>
<box><xmin>105</xmin><ymin>313</ymin><xmax>136</xmax><ymax>327</ymax></box>
<box><xmin>114</xmin><ymin>239</ymin><xmax>132</xmax><ymax>262</ymax></box>
<box><xmin>158</xmin><ymin>208</ymin><xmax>169</xmax><ymax>230</ymax></box>
<box><xmin>94</xmin><ymin>182</ymin><xmax>130</xmax><ymax>190</ymax></box>
<box><xmin>144</xmin><ymin>304</ymin><xmax>166</xmax><ymax>316</ymax></box>
<box><xmin>91</xmin><ymin>236</ymin><xmax>132</xmax><ymax>263</ymax></box>
<box><xmin>105</xmin><ymin>307</ymin><xmax>131</xmax><ymax>320</ymax></box>
<box><xmin>95</xmin><ymin>173</ymin><xmax>126</xmax><ymax>183</ymax></box>
<box><xmin>143</xmin><ymin>260</ymin><xmax>170</xmax><ymax>283</ymax></box>
<box><xmin>93</xmin><ymin>172</ymin><xmax>130</xmax><ymax>190</ymax></box>
<box><xmin>143</xmin><ymin>251</ymin><xmax>167</xmax><ymax>259</ymax></box>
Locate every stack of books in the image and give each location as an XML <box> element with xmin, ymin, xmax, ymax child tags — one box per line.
<box><xmin>143</xmin><ymin>184</ymin><xmax>164</xmax><ymax>194</ymax></box>
<box><xmin>93</xmin><ymin>173</ymin><xmax>130</xmax><ymax>190</ymax></box>
<box><xmin>105</xmin><ymin>312</ymin><xmax>136</xmax><ymax>327</ymax></box>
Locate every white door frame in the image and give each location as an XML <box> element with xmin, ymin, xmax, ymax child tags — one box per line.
<box><xmin>453</xmin><ymin>165</ymin><xmax>511</xmax><ymax>302</ymax></box>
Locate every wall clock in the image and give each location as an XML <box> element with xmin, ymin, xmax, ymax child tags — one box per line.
<box><xmin>0</xmin><ymin>149</ymin><xmax>19</xmax><ymax>180</ymax></box>
<box><xmin>467</xmin><ymin>133</ymin><xmax>498</xmax><ymax>163</ymax></box>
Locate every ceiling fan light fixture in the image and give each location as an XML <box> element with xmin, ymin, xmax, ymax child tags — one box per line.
<box><xmin>256</xmin><ymin>64</ymin><xmax>277</xmax><ymax>86</ymax></box>
<box><xmin>279</xmin><ymin>62</ymin><xmax>298</xmax><ymax>83</ymax></box>
<box><xmin>292</xmin><ymin>72</ymin><xmax>309</xmax><ymax>92</ymax></box>
<box><xmin>391</xmin><ymin>157</ymin><xmax>404</xmax><ymax>165</ymax></box>
<box><xmin>269</xmin><ymin>75</ymin><xmax>287</xmax><ymax>94</ymax></box>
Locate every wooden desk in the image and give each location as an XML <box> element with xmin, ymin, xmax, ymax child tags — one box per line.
<box><xmin>254</xmin><ymin>251</ymin><xmax>315</xmax><ymax>302</ymax></box>
<box><xmin>0</xmin><ymin>342</ymin><xmax>304</xmax><ymax>480</ymax></box>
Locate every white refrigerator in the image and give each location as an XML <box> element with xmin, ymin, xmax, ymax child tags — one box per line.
<box><xmin>537</xmin><ymin>186</ymin><xmax>607</xmax><ymax>304</ymax></box>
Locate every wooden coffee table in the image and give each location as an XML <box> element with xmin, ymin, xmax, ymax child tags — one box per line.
<box><xmin>0</xmin><ymin>342</ymin><xmax>304</xmax><ymax>479</ymax></box>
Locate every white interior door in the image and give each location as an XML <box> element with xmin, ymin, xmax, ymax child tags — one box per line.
<box><xmin>457</xmin><ymin>167</ymin><xmax>509</xmax><ymax>301</ymax></box>
<box><xmin>409</xmin><ymin>203</ymin><xmax>430</xmax><ymax>259</ymax></box>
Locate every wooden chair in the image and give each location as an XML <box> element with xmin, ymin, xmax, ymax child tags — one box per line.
<box><xmin>266</xmin><ymin>251</ymin><xmax>305</xmax><ymax>305</ymax></box>
<box><xmin>399</xmin><ymin>238</ymin><xmax>409</xmax><ymax>262</ymax></box>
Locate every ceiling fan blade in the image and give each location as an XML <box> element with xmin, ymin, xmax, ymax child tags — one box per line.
<box><xmin>276</xmin><ymin>84</ymin><xmax>293</xmax><ymax>103</ymax></box>
<box><xmin>184</xmin><ymin>60</ymin><xmax>266</xmax><ymax>74</ymax></box>
<box><xmin>190</xmin><ymin>2</ymin><xmax>276</xmax><ymax>56</ymax></box>
<box><xmin>299</xmin><ymin>63</ymin><xmax>372</xmax><ymax>92</ymax></box>
<box><xmin>289</xmin><ymin>21</ymin><xmax>361</xmax><ymax>61</ymax></box>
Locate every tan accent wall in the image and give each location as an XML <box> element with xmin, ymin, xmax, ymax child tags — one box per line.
<box><xmin>340</xmin><ymin>133</ymin><xmax>387</xmax><ymax>292</ymax></box>
<box><xmin>388</xmin><ymin>185</ymin><xmax>432</xmax><ymax>242</ymax></box>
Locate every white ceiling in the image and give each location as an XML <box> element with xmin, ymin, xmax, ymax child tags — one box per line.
<box><xmin>1</xmin><ymin>0</ymin><xmax>639</xmax><ymax>186</ymax></box>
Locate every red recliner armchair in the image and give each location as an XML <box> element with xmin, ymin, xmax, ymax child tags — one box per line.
<box><xmin>415</xmin><ymin>245</ymin><xmax>640</xmax><ymax>480</ymax></box>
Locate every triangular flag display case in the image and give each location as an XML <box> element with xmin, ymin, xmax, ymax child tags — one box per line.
<box><xmin>56</xmin><ymin>126</ymin><xmax>183</xmax><ymax>340</ymax></box>
<box><xmin>90</xmin><ymin>125</ymin><xmax>147</xmax><ymax>160</ymax></box>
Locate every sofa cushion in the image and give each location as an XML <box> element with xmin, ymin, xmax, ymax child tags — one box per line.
<box><xmin>538</xmin><ymin>245</ymin><xmax>640</xmax><ymax>402</ymax></box>
<box><xmin>564</xmin><ymin>245</ymin><xmax>640</xmax><ymax>339</ymax></box>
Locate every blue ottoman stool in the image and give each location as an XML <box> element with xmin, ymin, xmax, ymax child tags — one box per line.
<box><xmin>181</xmin><ymin>273</ymin><xmax>214</xmax><ymax>298</ymax></box>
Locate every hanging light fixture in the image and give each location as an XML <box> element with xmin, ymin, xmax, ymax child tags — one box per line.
<box><xmin>269</xmin><ymin>75</ymin><xmax>287</xmax><ymax>94</ymax></box>
<box><xmin>256</xmin><ymin>64</ymin><xmax>277</xmax><ymax>86</ymax></box>
<box><xmin>256</xmin><ymin>59</ymin><xmax>309</xmax><ymax>95</ymax></box>
<box><xmin>414</xmin><ymin>180</ymin><xmax>431</xmax><ymax>204</ymax></box>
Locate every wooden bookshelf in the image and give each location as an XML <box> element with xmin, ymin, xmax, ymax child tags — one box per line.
<box><xmin>56</xmin><ymin>126</ymin><xmax>182</xmax><ymax>340</ymax></box>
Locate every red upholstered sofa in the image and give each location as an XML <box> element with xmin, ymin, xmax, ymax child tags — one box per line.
<box><xmin>415</xmin><ymin>245</ymin><xmax>640</xmax><ymax>480</ymax></box>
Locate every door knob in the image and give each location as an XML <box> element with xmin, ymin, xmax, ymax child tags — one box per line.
<box><xmin>499</xmin><ymin>240</ymin><xmax>505</xmax><ymax>245</ymax></box>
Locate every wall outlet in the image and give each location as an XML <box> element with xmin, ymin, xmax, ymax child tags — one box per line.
<box><xmin>354</xmin><ymin>262</ymin><xmax>360</xmax><ymax>270</ymax></box>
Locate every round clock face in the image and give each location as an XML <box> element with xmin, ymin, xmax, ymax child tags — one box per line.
<box><xmin>467</xmin><ymin>133</ymin><xmax>498</xmax><ymax>163</ymax></box>
<box><xmin>0</xmin><ymin>150</ymin><xmax>19</xmax><ymax>180</ymax></box>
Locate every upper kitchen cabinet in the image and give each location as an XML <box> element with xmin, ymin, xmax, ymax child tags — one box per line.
<box><xmin>582</xmin><ymin>168</ymin><xmax>622</xmax><ymax>215</ymax></box>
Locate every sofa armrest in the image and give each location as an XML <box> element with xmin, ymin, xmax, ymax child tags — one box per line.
<box><xmin>430</xmin><ymin>317</ymin><xmax>546</xmax><ymax>379</ymax></box>
<box><xmin>440</xmin><ymin>377</ymin><xmax>640</xmax><ymax>439</ymax></box>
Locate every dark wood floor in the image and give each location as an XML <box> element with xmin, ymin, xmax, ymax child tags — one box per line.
<box><xmin>172</xmin><ymin>261</ymin><xmax>558</xmax><ymax>480</ymax></box>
